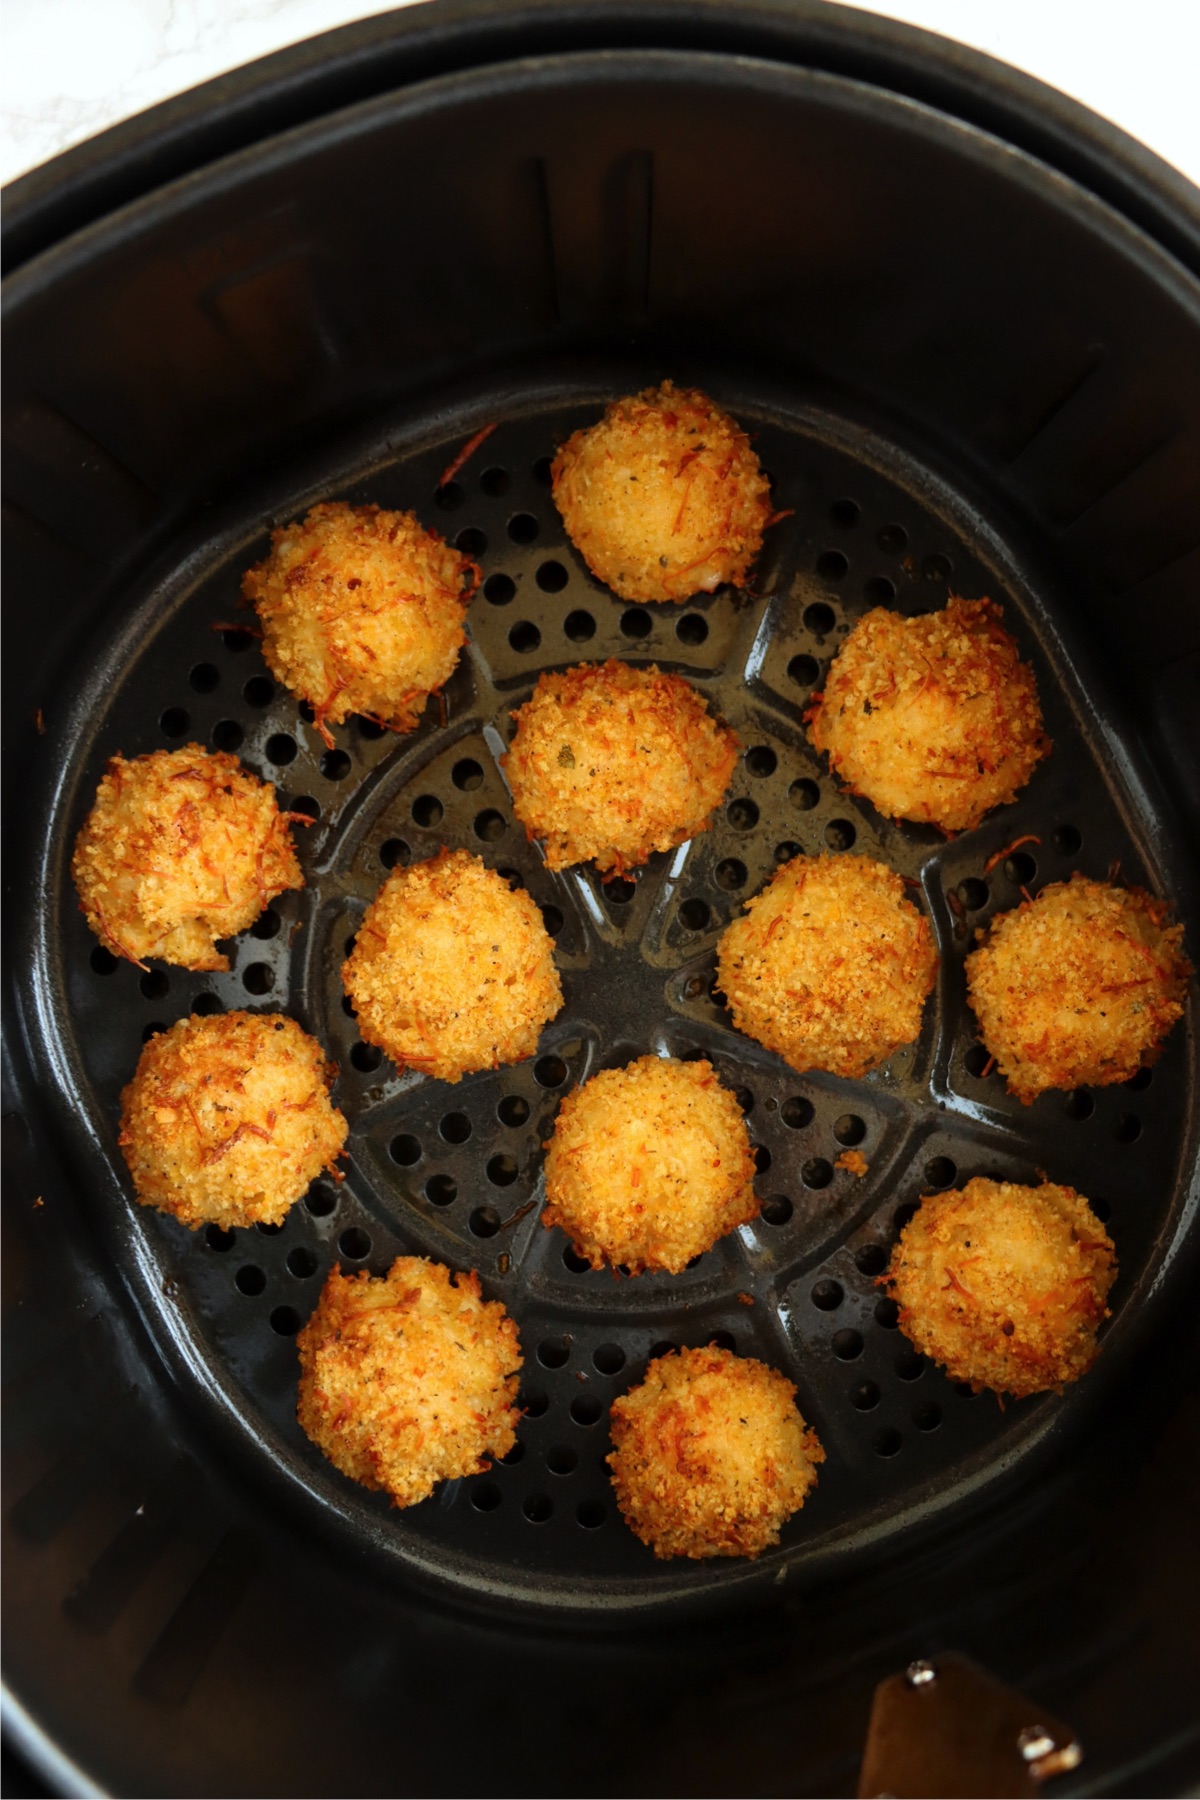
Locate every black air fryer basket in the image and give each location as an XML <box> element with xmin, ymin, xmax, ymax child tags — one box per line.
<box><xmin>4</xmin><ymin>4</ymin><xmax>1199</xmax><ymax>1794</ymax></box>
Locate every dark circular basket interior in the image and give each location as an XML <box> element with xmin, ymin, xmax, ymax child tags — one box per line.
<box><xmin>4</xmin><ymin>12</ymin><xmax>1199</xmax><ymax>1797</ymax></box>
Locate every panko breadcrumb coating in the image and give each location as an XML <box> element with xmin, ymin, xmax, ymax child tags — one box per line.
<box><xmin>806</xmin><ymin>598</ymin><xmax>1050</xmax><ymax>832</ymax></box>
<box><xmin>119</xmin><ymin>1011</ymin><xmax>346</xmax><ymax>1229</ymax></box>
<box><xmin>608</xmin><ymin>1346</ymin><xmax>824</xmax><ymax>1559</ymax></box>
<box><xmin>241</xmin><ymin>501</ymin><xmax>478</xmax><ymax>743</ymax></box>
<box><xmin>965</xmin><ymin>876</ymin><xmax>1190</xmax><ymax>1102</ymax></box>
<box><xmin>343</xmin><ymin>850</ymin><xmax>563</xmax><ymax>1083</ymax></box>
<box><xmin>716</xmin><ymin>853</ymin><xmax>938</xmax><ymax>1078</ymax></box>
<box><xmin>72</xmin><ymin>745</ymin><xmax>303</xmax><ymax>971</ymax></box>
<box><xmin>551</xmin><ymin>381</ymin><xmax>775</xmax><ymax>603</ymax></box>
<box><xmin>542</xmin><ymin>1055</ymin><xmax>758</xmax><ymax>1275</ymax></box>
<box><xmin>297</xmin><ymin>1257</ymin><xmax>522</xmax><ymax>1508</ymax></box>
<box><xmin>503</xmin><ymin>660</ymin><xmax>738</xmax><ymax>873</ymax></box>
<box><xmin>884</xmin><ymin>1178</ymin><xmax>1116</xmax><ymax>1397</ymax></box>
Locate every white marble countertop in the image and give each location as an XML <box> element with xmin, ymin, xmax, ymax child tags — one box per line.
<box><xmin>2</xmin><ymin>0</ymin><xmax>1198</xmax><ymax>191</ymax></box>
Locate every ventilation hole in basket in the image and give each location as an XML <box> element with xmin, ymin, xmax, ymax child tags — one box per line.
<box><xmin>701</xmin><ymin>1331</ymin><xmax>732</xmax><ymax>1355</ymax></box>
<box><xmin>563</xmin><ymin>609</ymin><xmax>595</xmax><ymax>641</ymax></box>
<box><xmin>562</xmin><ymin>1245</ymin><xmax>591</xmax><ymax>1274</ymax></box>
<box><xmin>863</xmin><ymin>576</ymin><xmax>896</xmax><ymax>605</ymax></box>
<box><xmin>221</xmin><ymin>626</ymin><xmax>255</xmax><ymax>652</ymax></box>
<box><xmin>251</xmin><ymin>908</ymin><xmax>281</xmax><ymax>940</ymax></box>
<box><xmin>266</xmin><ymin>732</ymin><xmax>297</xmax><ymax>766</ymax></box>
<box><xmin>547</xmin><ymin>1445</ymin><xmax>577</xmax><ymax>1476</ymax></box>
<box><xmin>893</xmin><ymin>1203</ymin><xmax>918</xmax><ymax>1234</ymax></box>
<box><xmin>832</xmin><ymin>1113</ymin><xmax>865</xmax><ymax>1147</ymax></box>
<box><xmin>498</xmin><ymin>1095</ymin><xmax>530</xmax><ymax>1127</ymax></box>
<box><xmin>877</xmin><ymin>524</ymin><xmax>907</xmax><ymax>554</ymax></box>
<box><xmin>1115</xmin><ymin>1113</ymin><xmax>1142</xmax><ymax>1143</ymax></box>
<box><xmin>523</xmin><ymin>1494</ymin><xmax>553</xmax><ymax>1523</ymax></box>
<box><xmin>811</xmin><ymin>1279</ymin><xmax>843</xmax><ymax>1311</ymax></box>
<box><xmin>1064</xmin><ymin>1090</ymin><xmax>1094</xmax><ymax>1120</ymax></box>
<box><xmin>254</xmin><ymin>1220</ymin><xmax>279</xmax><ymax>1241</ymax></box>
<box><xmin>268</xmin><ymin>1307</ymin><xmax>300</xmax><ymax>1336</ymax></box>
<box><xmin>734</xmin><ymin>1087</ymin><xmax>754</xmax><ymax>1115</ymax></box>
<box><xmin>341</xmin><ymin>996</ymin><xmax>357</xmax><ymax>1018</ymax></box>
<box><xmin>815</xmin><ymin>550</ymin><xmax>848</xmax><ymax>581</ymax></box>
<box><xmin>541</xmin><ymin>904</ymin><xmax>564</xmax><ymax>938</ymax></box>
<box><xmin>509</xmin><ymin>621</ymin><xmax>541</xmax><ymax>653</ymax></box>
<box><xmin>1126</xmin><ymin>1067</ymin><xmax>1153</xmax><ymax>1091</ymax></box>
<box><xmin>135</xmin><ymin>969</ymin><xmax>167</xmax><ymax>1001</ymax></box>
<box><xmin>832</xmin><ymin>1329</ymin><xmax>864</xmax><ymax>1361</ymax></box>
<box><xmin>922</xmin><ymin>553</ymin><xmax>952</xmax><ymax>582</ymax></box>
<box><xmin>470</xmin><ymin>1206</ymin><xmax>501</xmax><ymax>1238</ymax></box>
<box><xmin>211</xmin><ymin>719</ymin><xmax>243</xmax><ymax>752</ymax></box>
<box><xmin>235</xmin><ymin>1265</ymin><xmax>265</xmax><ymax>1296</ymax></box>
<box><xmin>754</xmin><ymin>1145</ymin><xmax>773</xmax><ymax>1174</ymax></box>
<box><xmin>205</xmin><ymin>1225</ymin><xmax>235</xmax><ymax>1252</ymax></box>
<box><xmin>728</xmin><ymin>798</ymin><xmax>759</xmax><ymax>831</ymax></box>
<box><xmin>669</xmin><ymin>612</ymin><xmax>706</xmax><ymax>649</ymax></box>
<box><xmin>802</xmin><ymin>1158</ymin><xmax>833</xmax><ymax>1189</ymax></box>
<box><xmin>955</xmin><ymin>1382</ymin><xmax>981</xmax><ymax>1400</ymax></box>
<box><xmin>874</xmin><ymin>1298</ymin><xmax>900</xmax><ymax>1330</ymax></box>
<box><xmin>856</xmin><ymin>1243</ymin><xmax>887</xmax><ymax>1277</ymax></box>
<box><xmin>571</xmin><ymin>1394</ymin><xmax>602</xmax><ymax>1426</ymax></box>
<box><xmin>789</xmin><ymin>777</ymin><xmax>820</xmax><ymax>810</ymax></box>
<box><xmin>851</xmin><ymin>1381</ymin><xmax>880</xmax><ymax>1410</ymax></box>
<box><xmin>320</xmin><ymin>749</ymin><xmax>351</xmax><ymax>782</ymax></box>
<box><xmin>774</xmin><ymin>840</ymin><xmax>801</xmax><ymax>865</ymax></box>
<box><xmin>620</xmin><ymin>607</ymin><xmax>652</xmax><ymax>639</ymax></box>
<box><xmin>577</xmin><ymin>1500</ymin><xmax>606</xmax><ymax>1529</ymax></box>
<box><xmin>593</xmin><ymin>1343</ymin><xmax>625</xmax><ymax>1374</ymax></box>
<box><xmin>191</xmin><ymin>994</ymin><xmax>222</xmax><ymax>1016</ymax></box>
<box><xmin>1053</xmin><ymin>824</ymin><xmax>1083</xmax><ymax>855</ymax></box>
<box><xmin>508</xmin><ymin>511</ymin><xmax>540</xmax><ymax>544</ymax></box>
<box><xmin>289</xmin><ymin>795</ymin><xmax>320</xmax><ymax>822</ymax></box>
<box><xmin>745</xmin><ymin>746</ymin><xmax>777</xmax><ymax>777</ymax></box>
<box><xmin>380</xmin><ymin>837</ymin><xmax>411</xmax><ymax>870</ymax></box>
<box><xmin>497</xmin><ymin>868</ymin><xmax>524</xmax><ymax>892</ymax></box>
<box><xmin>830</xmin><ymin>499</ymin><xmax>859</xmax><ymax>528</ymax></box>
<box><xmin>958</xmin><ymin>878</ymin><xmax>989</xmax><ymax>910</ymax></box>
<box><xmin>605</xmin><ymin>877</ymin><xmax>636</xmax><ymax>906</ymax></box>
<box><xmin>339</xmin><ymin>1227</ymin><xmax>370</xmax><ymax>1260</ymax></box>
<box><xmin>305</xmin><ymin>1186</ymin><xmax>337</xmax><ymax>1217</ymax></box>
<box><xmin>357</xmin><ymin>714</ymin><xmax>386</xmax><ymax>739</ymax></box>
<box><xmin>521</xmin><ymin>1388</ymin><xmax>550</xmax><ymax>1417</ymax></box>
<box><xmin>390</xmin><ymin>1133</ymin><xmax>421</xmax><ymax>1165</ymax></box>
<box><xmin>188</xmin><ymin>662</ymin><xmax>220</xmax><ymax>693</ymax></box>
<box><xmin>895</xmin><ymin>1350</ymin><xmax>925</xmax><ymax>1381</ymax></box>
<box><xmin>964</xmin><ymin>1045</ymin><xmax>994</xmax><ymax>1078</ymax></box>
<box><xmin>484</xmin><ymin>573</ymin><xmax>515</xmax><ymax>606</ymax></box>
<box><xmin>1091</xmin><ymin>1197</ymin><xmax>1112</xmax><ymax>1223</ymax></box>
<box><xmin>679</xmin><ymin>898</ymin><xmax>711</xmax><ymax>932</ymax></box>
<box><xmin>760</xmin><ymin>1195</ymin><xmax>792</xmax><ymax>1226</ymax></box>
<box><xmin>533</xmin><ymin>559</ymin><xmax>567</xmax><ymax>594</ymax></box>
<box><xmin>426</xmin><ymin>1175</ymin><xmax>457</xmax><ymax>1206</ymax></box>
<box><xmin>239</xmin><ymin>962</ymin><xmax>272</xmax><ymax>996</ymax></box>
<box><xmin>457</xmin><ymin>527</ymin><xmax>486</xmax><ymax>558</ymax></box>
<box><xmin>804</xmin><ymin>602</ymin><xmax>835</xmax><ymax>635</ymax></box>
<box><xmin>787</xmin><ymin>654</ymin><xmax>819</xmax><ymax>688</ymax></box>
<box><xmin>438</xmin><ymin>1112</ymin><xmax>471</xmax><ymax>1145</ymax></box>
<box><xmin>350</xmin><ymin>1042</ymin><xmax>382</xmax><ymax>1073</ymax></box>
<box><xmin>538</xmin><ymin>1339</ymin><xmax>570</xmax><ymax>1369</ymax></box>
<box><xmin>649</xmin><ymin>1341</ymin><xmax>678</xmax><ymax>1362</ymax></box>
<box><xmin>286</xmin><ymin>1247</ymin><xmax>317</xmax><ymax>1279</ymax></box>
<box><xmin>535</xmin><ymin>1055</ymin><xmax>568</xmax><ymax>1088</ymax></box>
<box><xmin>781</xmin><ymin>1096</ymin><xmax>814</xmax><ymax>1129</ymax></box>
<box><xmin>824</xmin><ymin>819</ymin><xmax>856</xmax><ymax>850</ymax></box>
<box><xmin>475</xmin><ymin>464</ymin><xmax>508</xmax><ymax>496</ymax></box>
<box><xmin>925</xmin><ymin>1156</ymin><xmax>957</xmax><ymax>1188</ymax></box>
<box><xmin>435</xmin><ymin>481</ymin><xmax>464</xmax><ymax>511</ymax></box>
<box><xmin>90</xmin><ymin>945</ymin><xmax>120</xmax><ymax>975</ymax></box>
<box><xmin>473</xmin><ymin>809</ymin><xmax>506</xmax><ymax>843</ymax></box>
<box><xmin>1004</xmin><ymin>850</ymin><xmax>1037</xmax><ymax>885</ymax></box>
<box><xmin>452</xmin><ymin>758</ymin><xmax>484</xmax><ymax>791</ymax></box>
<box><xmin>472</xmin><ymin>1481</ymin><xmax>502</xmax><ymax>1513</ymax></box>
<box><xmin>715</xmin><ymin>858</ymin><xmax>747</xmax><ymax>890</ymax></box>
<box><xmin>913</xmin><ymin>1404</ymin><xmax>942</xmax><ymax>1431</ymax></box>
<box><xmin>874</xmin><ymin>1428</ymin><xmax>902</xmax><ymax>1457</ymax></box>
<box><xmin>160</xmin><ymin>707</ymin><xmax>189</xmax><ymax>738</ymax></box>
<box><xmin>411</xmin><ymin>794</ymin><xmax>443</xmax><ymax>829</ymax></box>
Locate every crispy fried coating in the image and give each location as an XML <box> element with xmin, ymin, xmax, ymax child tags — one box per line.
<box><xmin>551</xmin><ymin>381</ymin><xmax>774</xmax><ymax>603</ymax></box>
<box><xmin>119</xmin><ymin>1011</ymin><xmax>347</xmax><ymax>1229</ymax></box>
<box><xmin>342</xmin><ymin>850</ymin><xmax>563</xmax><ymax>1083</ymax></box>
<box><xmin>806</xmin><ymin>598</ymin><xmax>1050</xmax><ymax>832</ymax></box>
<box><xmin>72</xmin><ymin>745</ymin><xmax>303</xmax><ymax>971</ymax></box>
<box><xmin>716</xmin><ymin>853</ymin><xmax>938</xmax><ymax>1078</ymax></box>
<box><xmin>241</xmin><ymin>501</ymin><xmax>477</xmax><ymax>742</ymax></box>
<box><xmin>608</xmin><ymin>1346</ymin><xmax>824</xmax><ymax>1559</ymax></box>
<box><xmin>297</xmin><ymin>1257</ymin><xmax>522</xmax><ymax>1508</ymax></box>
<box><xmin>542</xmin><ymin>1055</ymin><xmax>758</xmax><ymax>1275</ymax></box>
<box><xmin>503</xmin><ymin>660</ymin><xmax>738</xmax><ymax>873</ymax></box>
<box><xmin>965</xmin><ymin>876</ymin><xmax>1190</xmax><ymax>1102</ymax></box>
<box><xmin>884</xmin><ymin>1178</ymin><xmax>1116</xmax><ymax>1398</ymax></box>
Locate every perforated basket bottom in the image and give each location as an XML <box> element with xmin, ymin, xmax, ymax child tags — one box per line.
<box><xmin>46</xmin><ymin>381</ymin><xmax>1188</xmax><ymax>1612</ymax></box>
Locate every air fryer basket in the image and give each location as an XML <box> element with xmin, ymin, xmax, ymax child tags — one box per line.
<box><xmin>4</xmin><ymin>3</ymin><xmax>1199</xmax><ymax>1795</ymax></box>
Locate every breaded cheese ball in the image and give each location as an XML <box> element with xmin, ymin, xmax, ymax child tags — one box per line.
<box><xmin>551</xmin><ymin>381</ymin><xmax>774</xmax><ymax>603</ymax></box>
<box><xmin>717</xmin><ymin>853</ymin><xmax>938</xmax><ymax>1078</ymax></box>
<box><xmin>806</xmin><ymin>598</ymin><xmax>1050</xmax><ymax>832</ymax></box>
<box><xmin>503</xmin><ymin>660</ymin><xmax>738</xmax><ymax>873</ymax></box>
<box><xmin>241</xmin><ymin>501</ymin><xmax>477</xmax><ymax>742</ymax></box>
<box><xmin>542</xmin><ymin>1055</ymin><xmax>758</xmax><ymax>1275</ymax></box>
<box><xmin>72</xmin><ymin>745</ymin><xmax>303</xmax><ymax>971</ymax></box>
<box><xmin>119</xmin><ymin>1011</ymin><xmax>347</xmax><ymax>1230</ymax></box>
<box><xmin>608</xmin><ymin>1346</ymin><xmax>824</xmax><ymax>1559</ymax></box>
<box><xmin>884</xmin><ymin>1178</ymin><xmax>1116</xmax><ymax>1398</ymax></box>
<box><xmin>965</xmin><ymin>876</ymin><xmax>1190</xmax><ymax>1102</ymax></box>
<box><xmin>342</xmin><ymin>850</ymin><xmax>563</xmax><ymax>1083</ymax></box>
<box><xmin>297</xmin><ymin>1257</ymin><xmax>522</xmax><ymax>1508</ymax></box>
